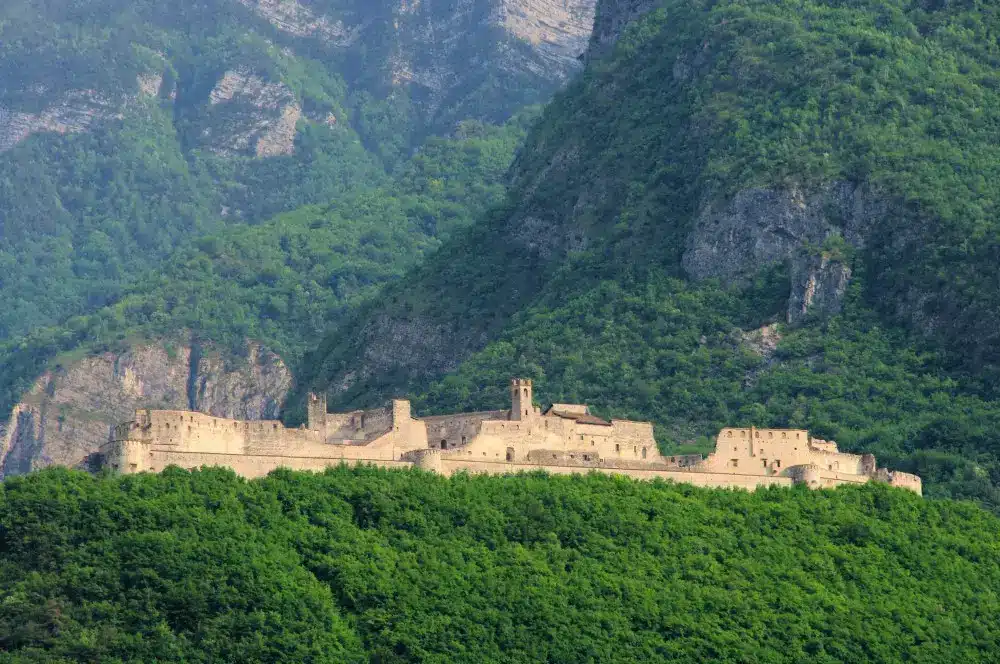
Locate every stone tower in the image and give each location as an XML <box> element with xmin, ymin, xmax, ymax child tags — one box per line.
<box><xmin>511</xmin><ymin>378</ymin><xmax>534</xmax><ymax>421</ymax></box>
<box><xmin>307</xmin><ymin>392</ymin><xmax>328</xmax><ymax>431</ymax></box>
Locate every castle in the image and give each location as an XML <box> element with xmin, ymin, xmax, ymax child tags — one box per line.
<box><xmin>99</xmin><ymin>379</ymin><xmax>922</xmax><ymax>494</ymax></box>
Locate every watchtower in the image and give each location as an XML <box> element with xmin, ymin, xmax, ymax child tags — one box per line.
<box><xmin>511</xmin><ymin>378</ymin><xmax>534</xmax><ymax>421</ymax></box>
<box><xmin>307</xmin><ymin>392</ymin><xmax>328</xmax><ymax>431</ymax></box>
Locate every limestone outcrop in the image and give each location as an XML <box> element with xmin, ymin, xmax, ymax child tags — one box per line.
<box><xmin>682</xmin><ymin>183</ymin><xmax>886</xmax><ymax>323</ymax></box>
<box><xmin>238</xmin><ymin>0</ymin><xmax>359</xmax><ymax>43</ymax></box>
<box><xmin>0</xmin><ymin>90</ymin><xmax>123</xmax><ymax>153</ymax></box>
<box><xmin>0</xmin><ymin>340</ymin><xmax>291</xmax><ymax>477</ymax></box>
<box><xmin>199</xmin><ymin>69</ymin><xmax>302</xmax><ymax>157</ymax></box>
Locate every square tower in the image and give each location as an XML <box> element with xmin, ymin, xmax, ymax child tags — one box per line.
<box><xmin>307</xmin><ymin>392</ymin><xmax>328</xmax><ymax>431</ymax></box>
<box><xmin>511</xmin><ymin>378</ymin><xmax>534</xmax><ymax>421</ymax></box>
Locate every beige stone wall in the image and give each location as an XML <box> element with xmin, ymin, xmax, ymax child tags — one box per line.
<box><xmin>702</xmin><ymin>427</ymin><xmax>864</xmax><ymax>476</ymax></box>
<box><xmin>435</xmin><ymin>457</ymin><xmax>796</xmax><ymax>489</ymax></box>
<box><xmin>100</xmin><ymin>384</ymin><xmax>919</xmax><ymax>496</ymax></box>
<box><xmin>148</xmin><ymin>449</ymin><xmax>413</xmax><ymax>478</ymax></box>
<box><xmin>422</xmin><ymin>411</ymin><xmax>508</xmax><ymax>450</ymax></box>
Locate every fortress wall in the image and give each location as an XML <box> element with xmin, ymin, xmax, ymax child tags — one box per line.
<box><xmin>463</xmin><ymin>415</ymin><xmax>661</xmax><ymax>465</ymax></box>
<box><xmin>705</xmin><ymin>427</ymin><xmax>864</xmax><ymax>475</ymax></box>
<box><xmin>143</xmin><ymin>410</ymin><xmax>251</xmax><ymax>454</ymax></box>
<box><xmin>244</xmin><ymin>427</ymin><xmax>322</xmax><ymax>455</ymax></box>
<box><xmin>146</xmin><ymin>448</ymin><xmax>413</xmax><ymax>478</ymax></box>
<box><xmin>422</xmin><ymin>411</ymin><xmax>507</xmax><ymax>450</ymax></box>
<box><xmin>889</xmin><ymin>472</ymin><xmax>922</xmax><ymax>494</ymax></box>
<box><xmin>436</xmin><ymin>457</ymin><xmax>795</xmax><ymax>489</ymax></box>
<box><xmin>325</xmin><ymin>411</ymin><xmax>366</xmax><ymax>441</ymax></box>
<box><xmin>359</xmin><ymin>405</ymin><xmax>393</xmax><ymax>438</ymax></box>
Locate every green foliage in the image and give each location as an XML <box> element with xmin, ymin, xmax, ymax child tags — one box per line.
<box><xmin>0</xmin><ymin>466</ymin><xmax>998</xmax><ymax>662</ymax></box>
<box><xmin>0</xmin><ymin>113</ymin><xmax>532</xmax><ymax>415</ymax></box>
<box><xmin>306</xmin><ymin>0</ymin><xmax>1000</xmax><ymax>510</ymax></box>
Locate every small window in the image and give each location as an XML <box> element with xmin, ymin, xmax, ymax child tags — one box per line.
<box><xmin>768</xmin><ymin>432</ymin><xmax>773</xmax><ymax>438</ymax></box>
<box><xmin>763</xmin><ymin>459</ymin><xmax>768</xmax><ymax>468</ymax></box>
<box><xmin>615</xmin><ymin>444</ymin><xmax>620</xmax><ymax>452</ymax></box>
<box><xmin>741</xmin><ymin>430</ymin><xmax>746</xmax><ymax>437</ymax></box>
<box><xmin>570</xmin><ymin>454</ymin><xmax>575</xmax><ymax>459</ymax></box>
<box><xmin>461</xmin><ymin>436</ymin><xmax>467</xmax><ymax>444</ymax></box>
<box><xmin>523</xmin><ymin>388</ymin><xmax>528</xmax><ymax>397</ymax></box>
<box><xmin>755</xmin><ymin>431</ymin><xmax>760</xmax><ymax>438</ymax></box>
<box><xmin>440</xmin><ymin>440</ymin><xmax>447</xmax><ymax>450</ymax></box>
<box><xmin>634</xmin><ymin>446</ymin><xmax>637</xmax><ymax>454</ymax></box>
<box><xmin>727</xmin><ymin>431</ymin><xmax>733</xmax><ymax>438</ymax></box>
<box><xmin>525</xmin><ymin>409</ymin><xmax>529</xmax><ymax>416</ymax></box>
<box><xmin>642</xmin><ymin>447</ymin><xmax>647</xmax><ymax>459</ymax></box>
<box><xmin>731</xmin><ymin>459</ymin><xmax>739</xmax><ymax>468</ymax></box>
<box><xmin>776</xmin><ymin>459</ymin><xmax>781</xmax><ymax>468</ymax></box>
<box><xmin>829</xmin><ymin>464</ymin><xmax>833</xmax><ymax>471</ymax></box>
<box><xmin>129</xmin><ymin>463</ymin><xmax>137</xmax><ymax>471</ymax></box>
<box><xmin>583</xmin><ymin>455</ymin><xmax>590</xmax><ymax>461</ymax></box>
<box><xmin>733</xmin><ymin>446</ymin><xmax>738</xmax><ymax>451</ymax></box>
<box><xmin>506</xmin><ymin>447</ymin><xmax>514</xmax><ymax>462</ymax></box>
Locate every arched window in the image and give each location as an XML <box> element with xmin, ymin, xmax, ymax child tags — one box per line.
<box><xmin>523</xmin><ymin>388</ymin><xmax>528</xmax><ymax>397</ymax></box>
<box><xmin>440</xmin><ymin>440</ymin><xmax>447</xmax><ymax>450</ymax></box>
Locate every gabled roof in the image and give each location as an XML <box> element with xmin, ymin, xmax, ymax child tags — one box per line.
<box><xmin>543</xmin><ymin>406</ymin><xmax>612</xmax><ymax>426</ymax></box>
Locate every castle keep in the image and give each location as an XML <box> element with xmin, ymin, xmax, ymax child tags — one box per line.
<box><xmin>100</xmin><ymin>379</ymin><xmax>921</xmax><ymax>494</ymax></box>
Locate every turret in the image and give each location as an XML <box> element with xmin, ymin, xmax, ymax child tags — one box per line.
<box><xmin>511</xmin><ymin>378</ymin><xmax>534</xmax><ymax>421</ymax></box>
<box><xmin>307</xmin><ymin>392</ymin><xmax>328</xmax><ymax>431</ymax></box>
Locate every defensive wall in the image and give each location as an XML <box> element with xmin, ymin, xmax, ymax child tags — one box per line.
<box><xmin>99</xmin><ymin>378</ymin><xmax>921</xmax><ymax>494</ymax></box>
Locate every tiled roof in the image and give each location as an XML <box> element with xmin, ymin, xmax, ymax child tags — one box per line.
<box><xmin>545</xmin><ymin>408</ymin><xmax>612</xmax><ymax>426</ymax></box>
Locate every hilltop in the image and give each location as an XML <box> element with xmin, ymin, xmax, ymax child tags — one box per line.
<box><xmin>304</xmin><ymin>0</ymin><xmax>1000</xmax><ymax>508</ymax></box>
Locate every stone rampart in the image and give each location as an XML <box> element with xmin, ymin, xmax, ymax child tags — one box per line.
<box><xmin>100</xmin><ymin>379</ymin><xmax>921</xmax><ymax>495</ymax></box>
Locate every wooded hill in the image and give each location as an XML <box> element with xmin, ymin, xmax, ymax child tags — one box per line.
<box><xmin>0</xmin><ymin>466</ymin><xmax>996</xmax><ymax>662</ymax></box>
<box><xmin>303</xmin><ymin>0</ymin><xmax>1000</xmax><ymax>511</ymax></box>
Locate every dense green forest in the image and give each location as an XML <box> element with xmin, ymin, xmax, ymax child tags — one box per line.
<box><xmin>0</xmin><ymin>0</ymin><xmax>572</xmax><ymax>338</ymax></box>
<box><xmin>0</xmin><ymin>113</ymin><xmax>533</xmax><ymax>419</ymax></box>
<box><xmin>304</xmin><ymin>0</ymin><xmax>1000</xmax><ymax>510</ymax></box>
<box><xmin>0</xmin><ymin>466</ymin><xmax>997</xmax><ymax>662</ymax></box>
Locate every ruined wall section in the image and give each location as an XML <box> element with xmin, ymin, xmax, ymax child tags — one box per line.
<box><xmin>437</xmin><ymin>413</ymin><xmax>661</xmax><ymax>467</ymax></box>
<box><xmin>700</xmin><ymin>427</ymin><xmax>866</xmax><ymax>476</ymax></box>
<box><xmin>422</xmin><ymin>410</ymin><xmax>509</xmax><ymax>450</ymax></box>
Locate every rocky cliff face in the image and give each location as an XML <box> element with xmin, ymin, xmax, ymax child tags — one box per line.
<box><xmin>0</xmin><ymin>90</ymin><xmax>125</xmax><ymax>153</ymax></box>
<box><xmin>683</xmin><ymin>183</ymin><xmax>886</xmax><ymax>322</ymax></box>
<box><xmin>0</xmin><ymin>340</ymin><xmax>291</xmax><ymax>477</ymax></box>
<box><xmin>1</xmin><ymin>0</ymin><xmax>597</xmax><ymax>157</ymax></box>
<box><xmin>587</xmin><ymin>0</ymin><xmax>657</xmax><ymax>59</ymax></box>
<box><xmin>199</xmin><ymin>68</ymin><xmax>302</xmax><ymax>157</ymax></box>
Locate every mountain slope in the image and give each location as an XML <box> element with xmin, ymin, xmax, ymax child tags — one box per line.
<box><xmin>0</xmin><ymin>0</ymin><xmax>595</xmax><ymax>341</ymax></box>
<box><xmin>0</xmin><ymin>113</ymin><xmax>534</xmax><ymax>475</ymax></box>
<box><xmin>304</xmin><ymin>0</ymin><xmax>1000</xmax><ymax>507</ymax></box>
